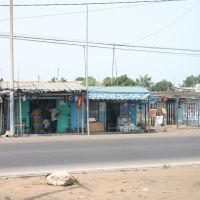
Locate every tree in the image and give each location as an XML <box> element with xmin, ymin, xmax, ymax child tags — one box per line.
<box><xmin>50</xmin><ymin>77</ymin><xmax>67</xmax><ymax>82</ymax></box>
<box><xmin>182</xmin><ymin>74</ymin><xmax>200</xmax><ymax>87</ymax></box>
<box><xmin>60</xmin><ymin>77</ymin><xmax>67</xmax><ymax>82</ymax></box>
<box><xmin>102</xmin><ymin>77</ymin><xmax>114</xmax><ymax>86</ymax></box>
<box><xmin>102</xmin><ymin>75</ymin><xmax>135</xmax><ymax>86</ymax></box>
<box><xmin>75</xmin><ymin>77</ymin><xmax>85</xmax><ymax>82</ymax></box>
<box><xmin>135</xmin><ymin>74</ymin><xmax>152</xmax><ymax>89</ymax></box>
<box><xmin>50</xmin><ymin>77</ymin><xmax>57</xmax><ymax>82</ymax></box>
<box><xmin>151</xmin><ymin>80</ymin><xmax>174</xmax><ymax>91</ymax></box>
<box><xmin>75</xmin><ymin>76</ymin><xmax>97</xmax><ymax>86</ymax></box>
<box><xmin>116</xmin><ymin>75</ymin><xmax>135</xmax><ymax>86</ymax></box>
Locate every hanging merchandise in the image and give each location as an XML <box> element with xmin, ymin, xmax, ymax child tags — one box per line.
<box><xmin>149</xmin><ymin>109</ymin><xmax>157</xmax><ymax>117</ymax></box>
<box><xmin>77</xmin><ymin>96</ymin><xmax>82</xmax><ymax>108</ymax></box>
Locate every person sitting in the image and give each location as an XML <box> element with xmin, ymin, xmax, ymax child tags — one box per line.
<box><xmin>43</xmin><ymin>118</ymin><xmax>50</xmax><ymax>133</ymax></box>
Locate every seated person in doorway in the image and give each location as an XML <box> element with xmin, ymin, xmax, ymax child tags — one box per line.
<box><xmin>49</xmin><ymin>107</ymin><xmax>58</xmax><ymax>133</ymax></box>
<box><xmin>43</xmin><ymin>118</ymin><xmax>50</xmax><ymax>133</ymax></box>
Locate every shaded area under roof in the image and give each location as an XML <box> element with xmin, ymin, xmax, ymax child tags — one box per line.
<box><xmin>88</xmin><ymin>86</ymin><xmax>150</xmax><ymax>100</ymax></box>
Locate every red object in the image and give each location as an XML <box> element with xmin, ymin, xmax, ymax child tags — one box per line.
<box><xmin>162</xmin><ymin>96</ymin><xmax>167</xmax><ymax>102</ymax></box>
<box><xmin>77</xmin><ymin>96</ymin><xmax>82</xmax><ymax>108</ymax></box>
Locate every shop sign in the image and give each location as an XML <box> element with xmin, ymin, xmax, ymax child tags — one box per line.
<box><xmin>89</xmin><ymin>92</ymin><xmax>149</xmax><ymax>100</ymax></box>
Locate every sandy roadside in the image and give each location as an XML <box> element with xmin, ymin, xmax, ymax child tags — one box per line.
<box><xmin>0</xmin><ymin>165</ymin><xmax>200</xmax><ymax>200</ymax></box>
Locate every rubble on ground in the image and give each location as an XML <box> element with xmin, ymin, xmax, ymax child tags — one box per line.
<box><xmin>46</xmin><ymin>172</ymin><xmax>78</xmax><ymax>186</ymax></box>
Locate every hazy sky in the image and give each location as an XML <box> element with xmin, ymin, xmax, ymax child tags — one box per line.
<box><xmin>0</xmin><ymin>0</ymin><xmax>200</xmax><ymax>86</ymax></box>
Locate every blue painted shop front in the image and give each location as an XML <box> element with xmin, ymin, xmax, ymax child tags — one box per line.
<box><xmin>177</xmin><ymin>99</ymin><xmax>200</xmax><ymax>126</ymax></box>
<box><xmin>70</xmin><ymin>98</ymin><xmax>86</xmax><ymax>133</ymax></box>
<box><xmin>88</xmin><ymin>86</ymin><xmax>150</xmax><ymax>132</ymax></box>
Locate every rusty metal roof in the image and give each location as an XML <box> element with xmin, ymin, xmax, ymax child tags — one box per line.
<box><xmin>0</xmin><ymin>81</ymin><xmax>85</xmax><ymax>93</ymax></box>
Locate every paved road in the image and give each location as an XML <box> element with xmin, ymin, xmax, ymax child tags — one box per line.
<box><xmin>0</xmin><ymin>133</ymin><xmax>200</xmax><ymax>175</ymax></box>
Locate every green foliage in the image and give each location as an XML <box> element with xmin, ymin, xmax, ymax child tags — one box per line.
<box><xmin>102</xmin><ymin>77</ymin><xmax>113</xmax><ymax>86</ymax></box>
<box><xmin>50</xmin><ymin>77</ymin><xmax>67</xmax><ymax>82</ymax></box>
<box><xmin>102</xmin><ymin>75</ymin><xmax>135</xmax><ymax>86</ymax></box>
<box><xmin>135</xmin><ymin>74</ymin><xmax>152</xmax><ymax>89</ymax></box>
<box><xmin>75</xmin><ymin>76</ymin><xmax>97</xmax><ymax>86</ymax></box>
<box><xmin>75</xmin><ymin>77</ymin><xmax>85</xmax><ymax>82</ymax></box>
<box><xmin>151</xmin><ymin>80</ymin><xmax>174</xmax><ymax>91</ymax></box>
<box><xmin>60</xmin><ymin>77</ymin><xmax>67</xmax><ymax>82</ymax></box>
<box><xmin>50</xmin><ymin>77</ymin><xmax>57</xmax><ymax>82</ymax></box>
<box><xmin>182</xmin><ymin>74</ymin><xmax>200</xmax><ymax>87</ymax></box>
<box><xmin>116</xmin><ymin>75</ymin><xmax>135</xmax><ymax>86</ymax></box>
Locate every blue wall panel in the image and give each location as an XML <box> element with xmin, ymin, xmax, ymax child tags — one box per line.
<box><xmin>70</xmin><ymin>100</ymin><xmax>86</xmax><ymax>132</ymax></box>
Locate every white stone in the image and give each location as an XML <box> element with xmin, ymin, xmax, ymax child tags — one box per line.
<box><xmin>1</xmin><ymin>131</ymin><xmax>13</xmax><ymax>137</ymax></box>
<box><xmin>46</xmin><ymin>172</ymin><xmax>78</xmax><ymax>186</ymax></box>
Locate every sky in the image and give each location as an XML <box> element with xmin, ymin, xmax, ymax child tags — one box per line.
<box><xmin>0</xmin><ymin>0</ymin><xmax>200</xmax><ymax>86</ymax></box>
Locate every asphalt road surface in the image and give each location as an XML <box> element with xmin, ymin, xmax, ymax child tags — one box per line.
<box><xmin>0</xmin><ymin>133</ymin><xmax>200</xmax><ymax>175</ymax></box>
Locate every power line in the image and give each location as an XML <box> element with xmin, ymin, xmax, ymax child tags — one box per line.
<box><xmin>0</xmin><ymin>3</ymin><xmax>157</xmax><ymax>21</ymax></box>
<box><xmin>0</xmin><ymin>0</ymin><xmax>185</xmax><ymax>7</ymax></box>
<box><xmin>2</xmin><ymin>33</ymin><xmax>200</xmax><ymax>53</ymax></box>
<box><xmin>128</xmin><ymin>0</ymin><xmax>200</xmax><ymax>43</ymax></box>
<box><xmin>0</xmin><ymin>33</ymin><xmax>200</xmax><ymax>56</ymax></box>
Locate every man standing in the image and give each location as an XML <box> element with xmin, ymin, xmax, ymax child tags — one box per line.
<box><xmin>49</xmin><ymin>107</ymin><xmax>58</xmax><ymax>133</ymax></box>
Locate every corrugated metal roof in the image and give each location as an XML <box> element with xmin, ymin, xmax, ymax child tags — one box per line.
<box><xmin>151</xmin><ymin>91</ymin><xmax>200</xmax><ymax>99</ymax></box>
<box><xmin>89</xmin><ymin>86</ymin><xmax>149</xmax><ymax>93</ymax></box>
<box><xmin>0</xmin><ymin>81</ymin><xmax>85</xmax><ymax>92</ymax></box>
<box><xmin>88</xmin><ymin>86</ymin><xmax>150</xmax><ymax>100</ymax></box>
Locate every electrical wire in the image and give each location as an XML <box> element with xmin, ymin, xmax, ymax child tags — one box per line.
<box><xmin>1</xmin><ymin>33</ymin><xmax>200</xmax><ymax>53</ymax></box>
<box><xmin>0</xmin><ymin>0</ymin><xmax>185</xmax><ymax>7</ymax></box>
<box><xmin>128</xmin><ymin>0</ymin><xmax>200</xmax><ymax>43</ymax></box>
<box><xmin>0</xmin><ymin>2</ymin><xmax>157</xmax><ymax>21</ymax></box>
<box><xmin>0</xmin><ymin>33</ymin><xmax>200</xmax><ymax>56</ymax></box>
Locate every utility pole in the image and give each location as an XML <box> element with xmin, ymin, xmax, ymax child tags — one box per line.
<box><xmin>111</xmin><ymin>45</ymin><xmax>115</xmax><ymax>85</ymax></box>
<box><xmin>176</xmin><ymin>97</ymin><xmax>179</xmax><ymax>128</ymax></box>
<box><xmin>56</xmin><ymin>67</ymin><xmax>60</xmax><ymax>81</ymax></box>
<box><xmin>85</xmin><ymin>5</ymin><xmax>90</xmax><ymax>135</ymax></box>
<box><xmin>9</xmin><ymin>0</ymin><xmax>15</xmax><ymax>136</ymax></box>
<box><xmin>37</xmin><ymin>74</ymin><xmax>40</xmax><ymax>82</ymax></box>
<box><xmin>17</xmin><ymin>66</ymin><xmax>19</xmax><ymax>82</ymax></box>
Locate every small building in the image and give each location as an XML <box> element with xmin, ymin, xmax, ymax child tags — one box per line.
<box><xmin>88</xmin><ymin>86</ymin><xmax>150</xmax><ymax>132</ymax></box>
<box><xmin>151</xmin><ymin>90</ymin><xmax>200</xmax><ymax>127</ymax></box>
<box><xmin>0</xmin><ymin>81</ymin><xmax>85</xmax><ymax>135</ymax></box>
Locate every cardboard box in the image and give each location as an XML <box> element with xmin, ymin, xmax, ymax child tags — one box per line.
<box><xmin>90</xmin><ymin>122</ymin><xmax>104</xmax><ymax>132</ymax></box>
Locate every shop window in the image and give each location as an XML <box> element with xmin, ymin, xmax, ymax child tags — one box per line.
<box><xmin>184</xmin><ymin>102</ymin><xmax>198</xmax><ymax>120</ymax></box>
<box><xmin>89</xmin><ymin>101</ymin><xmax>99</xmax><ymax>121</ymax></box>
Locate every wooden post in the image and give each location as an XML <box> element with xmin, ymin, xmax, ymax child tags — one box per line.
<box><xmin>104</xmin><ymin>102</ymin><xmax>107</xmax><ymax>131</ymax></box>
<box><xmin>198</xmin><ymin>96</ymin><xmax>200</xmax><ymax>128</ymax></box>
<box><xmin>16</xmin><ymin>95</ymin><xmax>19</xmax><ymax>135</ymax></box>
<box><xmin>144</xmin><ymin>103</ymin><xmax>147</xmax><ymax>125</ymax></box>
<box><xmin>81</xmin><ymin>95</ymin><xmax>84</xmax><ymax>134</ymax></box>
<box><xmin>187</xmin><ymin>97</ymin><xmax>189</xmax><ymax>126</ymax></box>
<box><xmin>19</xmin><ymin>94</ymin><xmax>23</xmax><ymax>136</ymax></box>
<box><xmin>77</xmin><ymin>106</ymin><xmax>79</xmax><ymax>134</ymax></box>
<box><xmin>0</xmin><ymin>101</ymin><xmax>3</xmax><ymax>134</ymax></box>
<box><xmin>176</xmin><ymin>97</ymin><xmax>179</xmax><ymax>129</ymax></box>
<box><xmin>148</xmin><ymin>97</ymin><xmax>150</xmax><ymax>133</ymax></box>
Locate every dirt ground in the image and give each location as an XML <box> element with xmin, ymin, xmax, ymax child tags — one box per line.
<box><xmin>0</xmin><ymin>166</ymin><xmax>200</xmax><ymax>200</ymax></box>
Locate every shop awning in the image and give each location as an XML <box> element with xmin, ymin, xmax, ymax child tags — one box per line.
<box><xmin>88</xmin><ymin>86</ymin><xmax>150</xmax><ymax>101</ymax></box>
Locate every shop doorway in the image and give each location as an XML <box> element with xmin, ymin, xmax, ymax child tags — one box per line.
<box><xmin>106</xmin><ymin>102</ymin><xmax>120</xmax><ymax>131</ymax></box>
<box><xmin>29</xmin><ymin>99</ymin><xmax>56</xmax><ymax>133</ymax></box>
